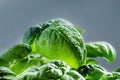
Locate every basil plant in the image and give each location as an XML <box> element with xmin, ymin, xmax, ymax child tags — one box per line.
<box><xmin>0</xmin><ymin>19</ymin><xmax>118</xmax><ymax>80</ymax></box>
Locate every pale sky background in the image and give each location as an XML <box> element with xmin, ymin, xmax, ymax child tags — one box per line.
<box><xmin>0</xmin><ymin>0</ymin><xmax>120</xmax><ymax>71</ymax></box>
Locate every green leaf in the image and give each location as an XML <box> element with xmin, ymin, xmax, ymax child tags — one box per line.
<box><xmin>61</xmin><ymin>70</ymin><xmax>85</xmax><ymax>80</ymax></box>
<box><xmin>36</xmin><ymin>19</ymin><xmax>86</xmax><ymax>68</ymax></box>
<box><xmin>23</xmin><ymin>24</ymin><xmax>49</xmax><ymax>52</ymax></box>
<box><xmin>100</xmin><ymin>72</ymin><xmax>120</xmax><ymax>80</ymax></box>
<box><xmin>10</xmin><ymin>54</ymin><xmax>48</xmax><ymax>74</ymax></box>
<box><xmin>15</xmin><ymin>60</ymin><xmax>69</xmax><ymax>80</ymax></box>
<box><xmin>15</xmin><ymin>60</ymin><xmax>85</xmax><ymax>80</ymax></box>
<box><xmin>23</xmin><ymin>27</ymin><xmax>41</xmax><ymax>52</ymax></box>
<box><xmin>86</xmin><ymin>41</ymin><xmax>116</xmax><ymax>63</ymax></box>
<box><xmin>78</xmin><ymin>64</ymin><xmax>106</xmax><ymax>80</ymax></box>
<box><xmin>0</xmin><ymin>44</ymin><xmax>31</xmax><ymax>67</ymax></box>
<box><xmin>0</xmin><ymin>66</ymin><xmax>16</xmax><ymax>80</ymax></box>
<box><xmin>14</xmin><ymin>66</ymin><xmax>40</xmax><ymax>80</ymax></box>
<box><xmin>0</xmin><ymin>43</ymin><xmax>49</xmax><ymax>74</ymax></box>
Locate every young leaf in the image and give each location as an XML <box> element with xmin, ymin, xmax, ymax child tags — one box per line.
<box><xmin>86</xmin><ymin>41</ymin><xmax>116</xmax><ymax>63</ymax></box>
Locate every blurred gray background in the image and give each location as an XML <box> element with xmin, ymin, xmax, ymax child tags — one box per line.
<box><xmin>0</xmin><ymin>0</ymin><xmax>120</xmax><ymax>71</ymax></box>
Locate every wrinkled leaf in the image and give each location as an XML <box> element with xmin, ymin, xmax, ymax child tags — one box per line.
<box><xmin>36</xmin><ymin>19</ymin><xmax>86</xmax><ymax>68</ymax></box>
<box><xmin>61</xmin><ymin>70</ymin><xmax>85</xmax><ymax>80</ymax></box>
<box><xmin>15</xmin><ymin>60</ymin><xmax>69</xmax><ymax>80</ymax></box>
<box><xmin>86</xmin><ymin>41</ymin><xmax>116</xmax><ymax>63</ymax></box>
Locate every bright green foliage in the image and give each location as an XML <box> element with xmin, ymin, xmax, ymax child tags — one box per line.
<box><xmin>10</xmin><ymin>54</ymin><xmax>48</xmax><ymax>74</ymax></box>
<box><xmin>23</xmin><ymin>19</ymin><xmax>86</xmax><ymax>68</ymax></box>
<box><xmin>86</xmin><ymin>41</ymin><xmax>116</xmax><ymax>62</ymax></box>
<box><xmin>15</xmin><ymin>60</ymin><xmax>85</xmax><ymax>80</ymax></box>
<box><xmin>0</xmin><ymin>19</ymin><xmax>118</xmax><ymax>80</ymax></box>
<box><xmin>0</xmin><ymin>44</ymin><xmax>48</xmax><ymax>74</ymax></box>
<box><xmin>0</xmin><ymin>44</ymin><xmax>31</xmax><ymax>67</ymax></box>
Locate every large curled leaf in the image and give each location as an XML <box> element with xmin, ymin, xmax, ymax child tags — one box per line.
<box><xmin>0</xmin><ymin>44</ymin><xmax>31</xmax><ymax>67</ymax></box>
<box><xmin>0</xmin><ymin>43</ymin><xmax>49</xmax><ymax>74</ymax></box>
<box><xmin>35</xmin><ymin>19</ymin><xmax>86</xmax><ymax>68</ymax></box>
<box><xmin>0</xmin><ymin>66</ymin><xmax>16</xmax><ymax>80</ymax></box>
<box><xmin>86</xmin><ymin>41</ymin><xmax>116</xmax><ymax>63</ymax></box>
<box><xmin>78</xmin><ymin>64</ymin><xmax>106</xmax><ymax>80</ymax></box>
<box><xmin>15</xmin><ymin>60</ymin><xmax>69</xmax><ymax>80</ymax></box>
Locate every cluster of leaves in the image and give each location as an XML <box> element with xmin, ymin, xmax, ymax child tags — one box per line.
<box><xmin>0</xmin><ymin>19</ymin><xmax>119</xmax><ymax>80</ymax></box>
